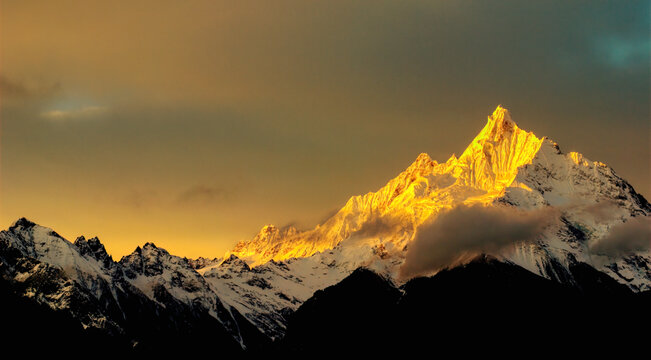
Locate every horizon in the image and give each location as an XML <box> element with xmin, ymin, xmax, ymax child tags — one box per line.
<box><xmin>2</xmin><ymin>1</ymin><xmax>649</xmax><ymax>260</ymax></box>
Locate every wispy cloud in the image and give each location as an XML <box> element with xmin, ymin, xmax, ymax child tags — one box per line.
<box><xmin>41</xmin><ymin>105</ymin><xmax>107</xmax><ymax>121</ymax></box>
<box><xmin>176</xmin><ymin>185</ymin><xmax>230</xmax><ymax>206</ymax></box>
<box><xmin>123</xmin><ymin>189</ymin><xmax>160</xmax><ymax>209</ymax></box>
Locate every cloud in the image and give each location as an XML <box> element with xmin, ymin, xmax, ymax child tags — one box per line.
<box><xmin>399</xmin><ymin>205</ymin><xmax>556</xmax><ymax>279</ymax></box>
<box><xmin>349</xmin><ymin>214</ymin><xmax>406</xmax><ymax>239</ymax></box>
<box><xmin>176</xmin><ymin>185</ymin><xmax>229</xmax><ymax>206</ymax></box>
<box><xmin>123</xmin><ymin>189</ymin><xmax>160</xmax><ymax>209</ymax></box>
<box><xmin>0</xmin><ymin>75</ymin><xmax>29</xmax><ymax>97</ymax></box>
<box><xmin>577</xmin><ymin>200</ymin><xmax>621</xmax><ymax>223</ymax></box>
<box><xmin>595</xmin><ymin>36</ymin><xmax>650</xmax><ymax>69</ymax></box>
<box><xmin>589</xmin><ymin>216</ymin><xmax>651</xmax><ymax>257</ymax></box>
<box><xmin>122</xmin><ymin>186</ymin><xmax>231</xmax><ymax>210</ymax></box>
<box><xmin>0</xmin><ymin>75</ymin><xmax>61</xmax><ymax>99</ymax></box>
<box><xmin>40</xmin><ymin>106</ymin><xmax>107</xmax><ymax>121</ymax></box>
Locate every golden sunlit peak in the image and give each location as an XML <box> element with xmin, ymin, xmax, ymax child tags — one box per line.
<box><xmin>415</xmin><ymin>152</ymin><xmax>433</xmax><ymax>161</ymax></box>
<box><xmin>260</xmin><ymin>224</ymin><xmax>277</xmax><ymax>233</ymax></box>
<box><xmin>229</xmin><ymin>105</ymin><xmax>552</xmax><ymax>265</ymax></box>
<box><xmin>409</xmin><ymin>153</ymin><xmax>436</xmax><ymax>169</ymax></box>
<box><xmin>490</xmin><ymin>104</ymin><xmax>512</xmax><ymax>121</ymax></box>
<box><xmin>485</xmin><ymin>105</ymin><xmax>516</xmax><ymax>135</ymax></box>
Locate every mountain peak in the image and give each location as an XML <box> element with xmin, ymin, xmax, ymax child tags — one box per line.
<box><xmin>74</xmin><ymin>235</ymin><xmax>113</xmax><ymax>267</ymax></box>
<box><xmin>408</xmin><ymin>153</ymin><xmax>436</xmax><ymax>171</ymax></box>
<box><xmin>228</xmin><ymin>105</ymin><xmax>545</xmax><ymax>264</ymax></box>
<box><xmin>260</xmin><ymin>224</ymin><xmax>278</xmax><ymax>234</ymax></box>
<box><xmin>230</xmin><ymin>224</ymin><xmax>300</xmax><ymax>263</ymax></box>
<box><xmin>489</xmin><ymin>105</ymin><xmax>513</xmax><ymax>125</ymax></box>
<box><xmin>453</xmin><ymin>105</ymin><xmax>544</xmax><ymax>192</ymax></box>
<box><xmin>415</xmin><ymin>152</ymin><xmax>432</xmax><ymax>162</ymax></box>
<box><xmin>143</xmin><ymin>242</ymin><xmax>158</xmax><ymax>249</ymax></box>
<box><xmin>393</xmin><ymin>153</ymin><xmax>436</xmax><ymax>184</ymax></box>
<box><xmin>482</xmin><ymin>105</ymin><xmax>517</xmax><ymax>140</ymax></box>
<box><xmin>10</xmin><ymin>217</ymin><xmax>36</xmax><ymax>230</ymax></box>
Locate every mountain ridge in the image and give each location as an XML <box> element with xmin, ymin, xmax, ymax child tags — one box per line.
<box><xmin>228</xmin><ymin>106</ymin><xmax>650</xmax><ymax>286</ymax></box>
<box><xmin>229</xmin><ymin>105</ymin><xmax>547</xmax><ymax>264</ymax></box>
<box><xmin>1</xmin><ymin>105</ymin><xmax>649</xmax><ymax>349</ymax></box>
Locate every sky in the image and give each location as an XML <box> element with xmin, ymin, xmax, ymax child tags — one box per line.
<box><xmin>1</xmin><ymin>1</ymin><xmax>649</xmax><ymax>259</ymax></box>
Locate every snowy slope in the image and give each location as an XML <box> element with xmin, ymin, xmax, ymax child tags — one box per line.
<box><xmin>118</xmin><ymin>243</ymin><xmax>244</xmax><ymax>345</ymax></box>
<box><xmin>200</xmin><ymin>247</ymin><xmax>398</xmax><ymax>339</ymax></box>
<box><xmin>0</xmin><ymin>218</ymin><xmax>249</xmax><ymax>347</ymax></box>
<box><xmin>0</xmin><ymin>218</ymin><xmax>130</xmax><ymax>332</ymax></box>
<box><xmin>504</xmin><ymin>137</ymin><xmax>651</xmax><ymax>291</ymax></box>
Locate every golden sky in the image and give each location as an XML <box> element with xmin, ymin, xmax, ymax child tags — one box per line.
<box><xmin>1</xmin><ymin>1</ymin><xmax>649</xmax><ymax>259</ymax></box>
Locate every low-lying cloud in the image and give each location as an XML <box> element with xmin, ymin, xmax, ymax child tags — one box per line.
<box><xmin>399</xmin><ymin>205</ymin><xmax>556</xmax><ymax>279</ymax></box>
<box><xmin>566</xmin><ymin>199</ymin><xmax>622</xmax><ymax>223</ymax></box>
<box><xmin>589</xmin><ymin>216</ymin><xmax>651</xmax><ymax>257</ymax></box>
<box><xmin>351</xmin><ymin>214</ymin><xmax>406</xmax><ymax>239</ymax></box>
<box><xmin>41</xmin><ymin>105</ymin><xmax>107</xmax><ymax>121</ymax></box>
<box><xmin>0</xmin><ymin>75</ymin><xmax>30</xmax><ymax>98</ymax></box>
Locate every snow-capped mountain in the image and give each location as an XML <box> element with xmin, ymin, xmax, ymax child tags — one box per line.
<box><xmin>0</xmin><ymin>218</ymin><xmax>251</xmax><ymax>353</ymax></box>
<box><xmin>1</xmin><ymin>106</ymin><xmax>649</xmax><ymax>352</ymax></box>
<box><xmin>205</xmin><ymin>105</ymin><xmax>650</xmax><ymax>336</ymax></box>
<box><xmin>228</xmin><ymin>106</ymin><xmax>650</xmax><ymax>285</ymax></box>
